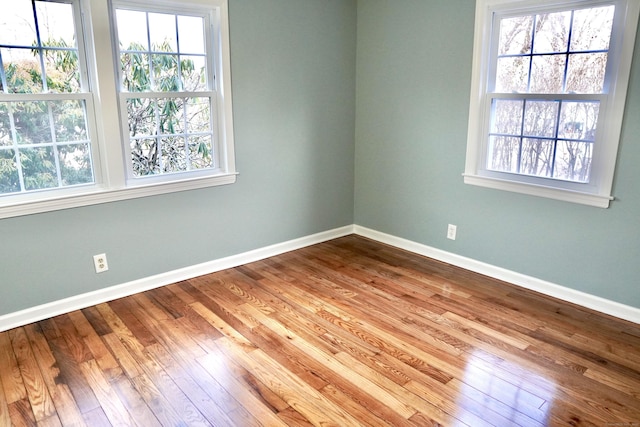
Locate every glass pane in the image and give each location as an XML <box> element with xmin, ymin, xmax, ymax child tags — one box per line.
<box><xmin>127</xmin><ymin>98</ymin><xmax>155</xmax><ymax>137</ymax></box>
<box><xmin>0</xmin><ymin>104</ymin><xmax>13</xmax><ymax>146</ymax></box>
<box><xmin>523</xmin><ymin>101</ymin><xmax>558</xmax><ymax>138</ymax></box>
<box><xmin>116</xmin><ymin>9</ymin><xmax>148</xmax><ymax>51</ymax></box>
<box><xmin>186</xmin><ymin>98</ymin><xmax>211</xmax><ymax>133</ymax></box>
<box><xmin>181</xmin><ymin>55</ymin><xmax>207</xmax><ymax>92</ymax></box>
<box><xmin>554</xmin><ymin>141</ymin><xmax>592</xmax><ymax>182</ymax></box>
<box><xmin>491</xmin><ymin>99</ymin><xmax>523</xmax><ymax>135</ymax></box>
<box><xmin>565</xmin><ymin>53</ymin><xmax>607</xmax><ymax>94</ymax></box>
<box><xmin>121</xmin><ymin>53</ymin><xmax>151</xmax><ymax>92</ymax></box>
<box><xmin>152</xmin><ymin>54</ymin><xmax>179</xmax><ymax>91</ymax></box>
<box><xmin>178</xmin><ymin>16</ymin><xmax>205</xmax><ymax>54</ymax></box>
<box><xmin>558</xmin><ymin>101</ymin><xmax>599</xmax><ymax>141</ymax></box>
<box><xmin>521</xmin><ymin>138</ymin><xmax>553</xmax><ymax>177</ymax></box>
<box><xmin>161</xmin><ymin>136</ymin><xmax>186</xmax><ymax>172</ymax></box>
<box><xmin>14</xmin><ymin>101</ymin><xmax>51</xmax><ymax>144</ymax></box>
<box><xmin>131</xmin><ymin>138</ymin><xmax>159</xmax><ymax>176</ymax></box>
<box><xmin>498</xmin><ymin>16</ymin><xmax>533</xmax><ymax>55</ymax></box>
<box><xmin>157</xmin><ymin>98</ymin><xmax>184</xmax><ymax>134</ymax></box>
<box><xmin>2</xmin><ymin>48</ymin><xmax>44</xmax><ymax>94</ymax></box>
<box><xmin>43</xmin><ymin>49</ymin><xmax>80</xmax><ymax>93</ymax></box>
<box><xmin>149</xmin><ymin>13</ymin><xmax>177</xmax><ymax>52</ymax></box>
<box><xmin>0</xmin><ymin>149</ymin><xmax>20</xmax><ymax>194</ymax></box>
<box><xmin>52</xmin><ymin>100</ymin><xmax>88</xmax><ymax>142</ymax></box>
<box><xmin>487</xmin><ymin>136</ymin><xmax>520</xmax><ymax>173</ymax></box>
<box><xmin>495</xmin><ymin>56</ymin><xmax>529</xmax><ymax>93</ymax></box>
<box><xmin>532</xmin><ymin>12</ymin><xmax>571</xmax><ymax>54</ymax></box>
<box><xmin>570</xmin><ymin>6</ymin><xmax>614</xmax><ymax>52</ymax></box>
<box><xmin>0</xmin><ymin>1</ymin><xmax>37</xmax><ymax>46</ymax></box>
<box><xmin>20</xmin><ymin>146</ymin><xmax>58</xmax><ymax>190</ymax></box>
<box><xmin>530</xmin><ymin>55</ymin><xmax>565</xmax><ymax>93</ymax></box>
<box><xmin>58</xmin><ymin>143</ymin><xmax>93</xmax><ymax>185</ymax></box>
<box><xmin>36</xmin><ymin>2</ymin><xmax>77</xmax><ymax>48</ymax></box>
<box><xmin>189</xmin><ymin>136</ymin><xmax>213</xmax><ymax>169</ymax></box>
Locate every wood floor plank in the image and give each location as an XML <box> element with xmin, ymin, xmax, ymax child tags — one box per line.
<box><xmin>78</xmin><ymin>358</ymin><xmax>137</xmax><ymax>426</ymax></box>
<box><xmin>22</xmin><ymin>324</ymin><xmax>86</xmax><ymax>427</ymax></box>
<box><xmin>0</xmin><ymin>331</ymin><xmax>29</xmax><ymax>405</ymax></box>
<box><xmin>9</xmin><ymin>328</ymin><xmax>57</xmax><ymax>422</ymax></box>
<box><xmin>1</xmin><ymin>235</ymin><xmax>639</xmax><ymax>425</ymax></box>
<box><xmin>197</xmin><ymin>352</ymin><xmax>289</xmax><ymax>427</ymax></box>
<box><xmin>8</xmin><ymin>398</ymin><xmax>37</xmax><ymax>427</ymax></box>
<box><xmin>0</xmin><ymin>368</ymin><xmax>12</xmax><ymax>427</ymax></box>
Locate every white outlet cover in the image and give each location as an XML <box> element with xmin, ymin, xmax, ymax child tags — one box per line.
<box><xmin>93</xmin><ymin>253</ymin><xmax>109</xmax><ymax>273</ymax></box>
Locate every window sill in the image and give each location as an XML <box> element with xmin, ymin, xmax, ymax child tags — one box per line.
<box><xmin>462</xmin><ymin>173</ymin><xmax>613</xmax><ymax>208</ymax></box>
<box><xmin>0</xmin><ymin>172</ymin><xmax>238</xmax><ymax>219</ymax></box>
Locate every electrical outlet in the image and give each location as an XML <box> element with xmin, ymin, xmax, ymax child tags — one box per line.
<box><xmin>93</xmin><ymin>253</ymin><xmax>109</xmax><ymax>273</ymax></box>
<box><xmin>447</xmin><ymin>224</ymin><xmax>457</xmax><ymax>240</ymax></box>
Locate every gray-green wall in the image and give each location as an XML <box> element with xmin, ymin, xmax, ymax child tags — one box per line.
<box><xmin>354</xmin><ymin>0</ymin><xmax>640</xmax><ymax>308</ymax></box>
<box><xmin>0</xmin><ymin>0</ymin><xmax>357</xmax><ymax>316</ymax></box>
<box><xmin>2</xmin><ymin>0</ymin><xmax>639</xmax><ymax>318</ymax></box>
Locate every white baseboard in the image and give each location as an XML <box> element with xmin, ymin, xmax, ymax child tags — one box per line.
<box><xmin>0</xmin><ymin>225</ymin><xmax>355</xmax><ymax>332</ymax></box>
<box><xmin>2</xmin><ymin>223</ymin><xmax>637</xmax><ymax>331</ymax></box>
<box><xmin>354</xmin><ymin>225</ymin><xmax>640</xmax><ymax>325</ymax></box>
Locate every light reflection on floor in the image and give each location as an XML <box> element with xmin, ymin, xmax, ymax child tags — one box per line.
<box><xmin>455</xmin><ymin>350</ymin><xmax>557</xmax><ymax>426</ymax></box>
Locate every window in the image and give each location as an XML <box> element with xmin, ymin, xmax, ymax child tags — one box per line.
<box><xmin>0</xmin><ymin>1</ymin><xmax>96</xmax><ymax>195</ymax></box>
<box><xmin>464</xmin><ymin>0</ymin><xmax>639</xmax><ymax>208</ymax></box>
<box><xmin>0</xmin><ymin>0</ymin><xmax>236</xmax><ymax>218</ymax></box>
<box><xmin>114</xmin><ymin>5</ymin><xmax>219</xmax><ymax>182</ymax></box>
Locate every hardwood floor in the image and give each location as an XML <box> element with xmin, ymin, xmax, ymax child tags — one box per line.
<box><xmin>1</xmin><ymin>235</ymin><xmax>639</xmax><ymax>426</ymax></box>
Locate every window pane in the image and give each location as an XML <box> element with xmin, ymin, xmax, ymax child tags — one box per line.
<box><xmin>495</xmin><ymin>56</ymin><xmax>529</xmax><ymax>92</ymax></box>
<box><xmin>0</xmin><ymin>149</ymin><xmax>20</xmax><ymax>193</ymax></box>
<box><xmin>189</xmin><ymin>135</ymin><xmax>212</xmax><ymax>169</ymax></box>
<box><xmin>58</xmin><ymin>143</ymin><xmax>93</xmax><ymax>185</ymax></box>
<box><xmin>523</xmin><ymin>100</ymin><xmax>558</xmax><ymax>138</ymax></box>
<box><xmin>498</xmin><ymin>16</ymin><xmax>533</xmax><ymax>55</ymax></box>
<box><xmin>533</xmin><ymin>12</ymin><xmax>571</xmax><ymax>54</ymax></box>
<box><xmin>127</xmin><ymin>98</ymin><xmax>155</xmax><ymax>137</ymax></box>
<box><xmin>491</xmin><ymin>99</ymin><xmax>523</xmax><ymax>135</ymax></box>
<box><xmin>178</xmin><ymin>16</ymin><xmax>205</xmax><ymax>54</ymax></box>
<box><xmin>149</xmin><ymin>13</ymin><xmax>177</xmax><ymax>52</ymax></box>
<box><xmin>131</xmin><ymin>138</ymin><xmax>160</xmax><ymax>176</ymax></box>
<box><xmin>152</xmin><ymin>54</ymin><xmax>179</xmax><ymax>91</ymax></box>
<box><xmin>0</xmin><ymin>1</ymin><xmax>37</xmax><ymax>46</ymax></box>
<box><xmin>2</xmin><ymin>48</ymin><xmax>44</xmax><ymax>94</ymax></box>
<box><xmin>158</xmin><ymin>98</ymin><xmax>184</xmax><ymax>134</ymax></box>
<box><xmin>186</xmin><ymin>97</ymin><xmax>211</xmax><ymax>133</ymax></box>
<box><xmin>0</xmin><ymin>104</ymin><xmax>12</xmax><ymax>146</ymax></box>
<box><xmin>161</xmin><ymin>136</ymin><xmax>186</xmax><ymax>172</ymax></box>
<box><xmin>558</xmin><ymin>101</ymin><xmax>599</xmax><ymax>141</ymax></box>
<box><xmin>565</xmin><ymin>53</ymin><xmax>607</xmax><ymax>93</ymax></box>
<box><xmin>21</xmin><ymin>146</ymin><xmax>58</xmax><ymax>190</ymax></box>
<box><xmin>14</xmin><ymin>101</ymin><xmax>51</xmax><ymax>144</ymax></box>
<box><xmin>52</xmin><ymin>100</ymin><xmax>88</xmax><ymax>142</ymax></box>
<box><xmin>530</xmin><ymin>55</ymin><xmax>565</xmax><ymax>93</ymax></box>
<box><xmin>181</xmin><ymin>56</ymin><xmax>207</xmax><ymax>92</ymax></box>
<box><xmin>521</xmin><ymin>138</ymin><xmax>553</xmax><ymax>177</ymax></box>
<box><xmin>570</xmin><ymin>6</ymin><xmax>614</xmax><ymax>52</ymax></box>
<box><xmin>43</xmin><ymin>49</ymin><xmax>81</xmax><ymax>93</ymax></box>
<box><xmin>36</xmin><ymin>2</ymin><xmax>77</xmax><ymax>48</ymax></box>
<box><xmin>487</xmin><ymin>136</ymin><xmax>520</xmax><ymax>173</ymax></box>
<box><xmin>116</xmin><ymin>9</ymin><xmax>149</xmax><ymax>51</ymax></box>
<box><xmin>121</xmin><ymin>53</ymin><xmax>151</xmax><ymax>92</ymax></box>
<box><xmin>554</xmin><ymin>141</ymin><xmax>592</xmax><ymax>182</ymax></box>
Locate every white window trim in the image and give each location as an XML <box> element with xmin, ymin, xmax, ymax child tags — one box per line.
<box><xmin>0</xmin><ymin>0</ymin><xmax>236</xmax><ymax>219</ymax></box>
<box><xmin>464</xmin><ymin>0</ymin><xmax>640</xmax><ymax>208</ymax></box>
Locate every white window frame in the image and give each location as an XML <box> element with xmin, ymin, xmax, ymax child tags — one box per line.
<box><xmin>464</xmin><ymin>0</ymin><xmax>639</xmax><ymax>208</ymax></box>
<box><xmin>0</xmin><ymin>0</ymin><xmax>236</xmax><ymax>219</ymax></box>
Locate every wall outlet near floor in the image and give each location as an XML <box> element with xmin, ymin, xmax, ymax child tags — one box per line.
<box><xmin>93</xmin><ymin>253</ymin><xmax>109</xmax><ymax>273</ymax></box>
<box><xmin>447</xmin><ymin>224</ymin><xmax>457</xmax><ymax>240</ymax></box>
